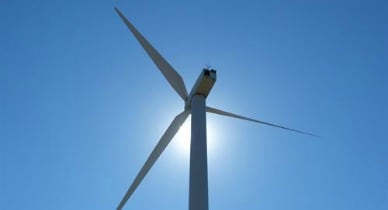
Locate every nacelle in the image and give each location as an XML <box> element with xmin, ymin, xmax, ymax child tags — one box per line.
<box><xmin>186</xmin><ymin>68</ymin><xmax>216</xmax><ymax>106</ymax></box>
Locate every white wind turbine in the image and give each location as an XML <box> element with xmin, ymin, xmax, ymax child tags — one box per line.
<box><xmin>114</xmin><ymin>7</ymin><xmax>316</xmax><ymax>210</ymax></box>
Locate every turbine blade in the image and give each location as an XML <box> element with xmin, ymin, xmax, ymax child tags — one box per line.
<box><xmin>206</xmin><ymin>106</ymin><xmax>317</xmax><ymax>137</ymax></box>
<box><xmin>114</xmin><ymin>7</ymin><xmax>188</xmax><ymax>101</ymax></box>
<box><xmin>117</xmin><ymin>110</ymin><xmax>190</xmax><ymax>210</ymax></box>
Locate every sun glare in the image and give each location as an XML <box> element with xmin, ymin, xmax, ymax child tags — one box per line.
<box><xmin>175</xmin><ymin>120</ymin><xmax>191</xmax><ymax>154</ymax></box>
<box><xmin>173</xmin><ymin>116</ymin><xmax>219</xmax><ymax>158</ymax></box>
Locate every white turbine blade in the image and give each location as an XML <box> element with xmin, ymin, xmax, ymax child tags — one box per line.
<box><xmin>114</xmin><ymin>7</ymin><xmax>188</xmax><ymax>101</ymax></box>
<box><xmin>117</xmin><ymin>110</ymin><xmax>190</xmax><ymax>210</ymax></box>
<box><xmin>206</xmin><ymin>106</ymin><xmax>317</xmax><ymax>137</ymax></box>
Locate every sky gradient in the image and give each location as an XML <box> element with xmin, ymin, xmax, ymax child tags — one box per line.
<box><xmin>1</xmin><ymin>0</ymin><xmax>387</xmax><ymax>209</ymax></box>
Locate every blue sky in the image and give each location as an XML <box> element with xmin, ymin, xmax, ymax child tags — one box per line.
<box><xmin>1</xmin><ymin>0</ymin><xmax>387</xmax><ymax>209</ymax></box>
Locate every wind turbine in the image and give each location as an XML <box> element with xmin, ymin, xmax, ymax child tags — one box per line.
<box><xmin>114</xmin><ymin>7</ymin><xmax>315</xmax><ymax>210</ymax></box>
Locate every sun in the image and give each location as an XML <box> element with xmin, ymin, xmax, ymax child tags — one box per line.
<box><xmin>173</xmin><ymin>116</ymin><xmax>219</xmax><ymax>157</ymax></box>
<box><xmin>175</xmin><ymin>119</ymin><xmax>191</xmax><ymax>155</ymax></box>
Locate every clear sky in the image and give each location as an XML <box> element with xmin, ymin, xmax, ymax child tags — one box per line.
<box><xmin>1</xmin><ymin>0</ymin><xmax>387</xmax><ymax>209</ymax></box>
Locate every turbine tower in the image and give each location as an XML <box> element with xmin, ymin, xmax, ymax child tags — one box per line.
<box><xmin>114</xmin><ymin>7</ymin><xmax>315</xmax><ymax>210</ymax></box>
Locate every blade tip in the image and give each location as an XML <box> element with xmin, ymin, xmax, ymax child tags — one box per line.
<box><xmin>114</xmin><ymin>7</ymin><xmax>122</xmax><ymax>15</ymax></box>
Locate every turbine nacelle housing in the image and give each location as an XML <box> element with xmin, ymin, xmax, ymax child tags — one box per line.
<box><xmin>186</xmin><ymin>68</ymin><xmax>216</xmax><ymax>108</ymax></box>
